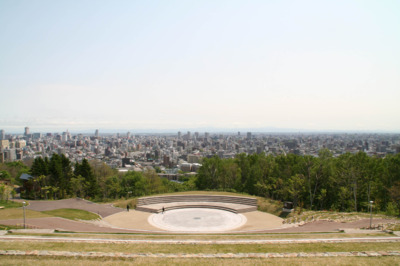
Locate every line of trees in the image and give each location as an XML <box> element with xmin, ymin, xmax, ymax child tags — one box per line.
<box><xmin>196</xmin><ymin>150</ymin><xmax>400</xmax><ymax>215</ymax></box>
<box><xmin>21</xmin><ymin>154</ymin><xmax>196</xmax><ymax>200</ymax></box>
<box><xmin>2</xmin><ymin>150</ymin><xmax>399</xmax><ymax>216</ymax></box>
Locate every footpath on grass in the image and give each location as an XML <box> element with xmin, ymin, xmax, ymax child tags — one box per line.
<box><xmin>1</xmin><ymin>249</ymin><xmax>400</xmax><ymax>258</ymax></box>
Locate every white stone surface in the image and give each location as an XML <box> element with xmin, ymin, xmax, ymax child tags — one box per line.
<box><xmin>148</xmin><ymin>208</ymin><xmax>247</xmax><ymax>232</ymax></box>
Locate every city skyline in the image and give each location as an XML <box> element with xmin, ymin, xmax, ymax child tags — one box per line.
<box><xmin>2</xmin><ymin>126</ymin><xmax>400</xmax><ymax>135</ymax></box>
<box><xmin>1</xmin><ymin>1</ymin><xmax>400</xmax><ymax>132</ymax></box>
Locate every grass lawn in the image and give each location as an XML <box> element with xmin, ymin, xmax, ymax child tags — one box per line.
<box><xmin>0</xmin><ymin>207</ymin><xmax>98</xmax><ymax>222</ymax></box>
<box><xmin>0</xmin><ymin>208</ymin><xmax>51</xmax><ymax>220</ymax></box>
<box><xmin>1</xmin><ymin>241</ymin><xmax>399</xmax><ymax>254</ymax></box>
<box><xmin>0</xmin><ymin>256</ymin><xmax>399</xmax><ymax>266</ymax></box>
<box><xmin>41</xmin><ymin>209</ymin><xmax>100</xmax><ymax>221</ymax></box>
<box><xmin>0</xmin><ymin>200</ymin><xmax>23</xmax><ymax>208</ymax></box>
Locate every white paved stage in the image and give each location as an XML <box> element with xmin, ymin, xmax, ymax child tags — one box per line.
<box><xmin>148</xmin><ymin>208</ymin><xmax>247</xmax><ymax>232</ymax></box>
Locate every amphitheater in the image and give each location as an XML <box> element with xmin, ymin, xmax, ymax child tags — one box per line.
<box><xmin>136</xmin><ymin>194</ymin><xmax>258</xmax><ymax>213</ymax></box>
<box><xmin>104</xmin><ymin>194</ymin><xmax>284</xmax><ymax>233</ymax></box>
<box><xmin>5</xmin><ymin>195</ymin><xmax>398</xmax><ymax>233</ymax></box>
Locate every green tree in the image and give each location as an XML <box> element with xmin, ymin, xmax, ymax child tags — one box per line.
<box><xmin>143</xmin><ymin>169</ymin><xmax>165</xmax><ymax>194</ymax></box>
<box><xmin>48</xmin><ymin>154</ymin><xmax>63</xmax><ymax>199</ymax></box>
<box><xmin>0</xmin><ymin>170</ymin><xmax>11</xmax><ymax>180</ymax></box>
<box><xmin>121</xmin><ymin>171</ymin><xmax>147</xmax><ymax>197</ymax></box>
<box><xmin>218</xmin><ymin>159</ymin><xmax>241</xmax><ymax>191</ymax></box>
<box><xmin>75</xmin><ymin>159</ymin><xmax>98</xmax><ymax>198</ymax></box>
<box><xmin>105</xmin><ymin>176</ymin><xmax>121</xmax><ymax>199</ymax></box>
<box><xmin>90</xmin><ymin>160</ymin><xmax>116</xmax><ymax>199</ymax></box>
<box><xmin>30</xmin><ymin>157</ymin><xmax>48</xmax><ymax>177</ymax></box>
<box><xmin>0</xmin><ymin>184</ymin><xmax>12</xmax><ymax>201</ymax></box>
<box><xmin>196</xmin><ymin>156</ymin><xmax>221</xmax><ymax>190</ymax></box>
<box><xmin>304</xmin><ymin>149</ymin><xmax>333</xmax><ymax>210</ymax></box>
<box><xmin>284</xmin><ymin>174</ymin><xmax>306</xmax><ymax>208</ymax></box>
<box><xmin>70</xmin><ymin>175</ymin><xmax>87</xmax><ymax>198</ymax></box>
<box><xmin>388</xmin><ymin>181</ymin><xmax>400</xmax><ymax>216</ymax></box>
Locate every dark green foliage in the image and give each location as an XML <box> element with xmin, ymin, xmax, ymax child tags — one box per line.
<box><xmin>196</xmin><ymin>156</ymin><xmax>221</xmax><ymax>190</ymax></box>
<box><xmin>30</xmin><ymin>157</ymin><xmax>48</xmax><ymax>177</ymax></box>
<box><xmin>13</xmin><ymin>150</ymin><xmax>400</xmax><ymax>215</ymax></box>
<box><xmin>194</xmin><ymin>151</ymin><xmax>400</xmax><ymax>215</ymax></box>
<box><xmin>0</xmin><ymin>170</ymin><xmax>11</xmax><ymax>180</ymax></box>
<box><xmin>75</xmin><ymin>159</ymin><xmax>98</xmax><ymax>198</ymax></box>
<box><xmin>0</xmin><ymin>161</ymin><xmax>29</xmax><ymax>185</ymax></box>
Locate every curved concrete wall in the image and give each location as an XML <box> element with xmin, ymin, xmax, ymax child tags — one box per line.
<box><xmin>136</xmin><ymin>194</ymin><xmax>258</xmax><ymax>213</ymax></box>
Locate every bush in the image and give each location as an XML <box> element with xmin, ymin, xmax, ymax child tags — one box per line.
<box><xmin>386</xmin><ymin>202</ymin><xmax>397</xmax><ymax>216</ymax></box>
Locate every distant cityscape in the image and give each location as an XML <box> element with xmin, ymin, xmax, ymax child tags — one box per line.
<box><xmin>1</xmin><ymin>127</ymin><xmax>399</xmax><ymax>175</ymax></box>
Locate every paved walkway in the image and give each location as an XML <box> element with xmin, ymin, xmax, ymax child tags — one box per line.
<box><xmin>24</xmin><ymin>198</ymin><xmax>123</xmax><ymax>218</ymax></box>
<box><xmin>5</xmin><ymin>199</ymin><xmax>398</xmax><ymax>233</ymax></box>
<box><xmin>1</xmin><ymin>215</ymin><xmax>396</xmax><ymax>234</ymax></box>
<box><xmin>1</xmin><ymin>235</ymin><xmax>400</xmax><ymax>244</ymax></box>
<box><xmin>0</xmin><ymin>217</ymin><xmax>139</xmax><ymax>233</ymax></box>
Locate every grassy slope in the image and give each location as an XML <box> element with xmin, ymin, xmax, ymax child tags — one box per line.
<box><xmin>1</xmin><ymin>256</ymin><xmax>399</xmax><ymax>266</ymax></box>
<box><xmin>42</xmin><ymin>209</ymin><xmax>100</xmax><ymax>221</ymax></box>
<box><xmin>0</xmin><ymin>200</ymin><xmax>23</xmax><ymax>208</ymax></box>
<box><xmin>0</xmin><ymin>207</ymin><xmax>99</xmax><ymax>227</ymax></box>
<box><xmin>1</xmin><ymin>241</ymin><xmax>399</xmax><ymax>254</ymax></box>
<box><xmin>0</xmin><ymin>208</ymin><xmax>51</xmax><ymax>220</ymax></box>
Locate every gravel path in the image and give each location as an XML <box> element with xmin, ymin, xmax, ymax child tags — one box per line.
<box><xmin>1</xmin><ymin>216</ymin><xmax>396</xmax><ymax>234</ymax></box>
<box><xmin>0</xmin><ymin>217</ymin><xmax>145</xmax><ymax>233</ymax></box>
<box><xmin>1</xmin><ymin>235</ymin><xmax>400</xmax><ymax>244</ymax></box>
<box><xmin>1</xmin><ymin>250</ymin><xmax>400</xmax><ymax>258</ymax></box>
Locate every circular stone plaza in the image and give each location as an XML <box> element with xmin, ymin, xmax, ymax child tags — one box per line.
<box><xmin>105</xmin><ymin>195</ymin><xmax>284</xmax><ymax>233</ymax></box>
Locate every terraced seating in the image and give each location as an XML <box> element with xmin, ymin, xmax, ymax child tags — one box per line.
<box><xmin>136</xmin><ymin>195</ymin><xmax>257</xmax><ymax>213</ymax></box>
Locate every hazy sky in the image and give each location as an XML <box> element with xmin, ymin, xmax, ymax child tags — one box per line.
<box><xmin>1</xmin><ymin>0</ymin><xmax>399</xmax><ymax>133</ymax></box>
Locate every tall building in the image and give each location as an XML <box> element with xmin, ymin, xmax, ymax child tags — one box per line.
<box><xmin>0</xmin><ymin>129</ymin><xmax>4</xmax><ymax>140</ymax></box>
<box><xmin>3</xmin><ymin>149</ymin><xmax>16</xmax><ymax>162</ymax></box>
<box><xmin>62</xmin><ymin>132</ymin><xmax>68</xmax><ymax>142</ymax></box>
<box><xmin>24</xmin><ymin>127</ymin><xmax>30</xmax><ymax>136</ymax></box>
<box><xmin>177</xmin><ymin>131</ymin><xmax>181</xmax><ymax>139</ymax></box>
<box><xmin>95</xmin><ymin>129</ymin><xmax>99</xmax><ymax>138</ymax></box>
<box><xmin>0</xmin><ymin>140</ymin><xmax>9</xmax><ymax>150</ymax></box>
<box><xmin>247</xmin><ymin>132</ymin><xmax>252</xmax><ymax>140</ymax></box>
<box><xmin>32</xmin><ymin>133</ymin><xmax>42</xmax><ymax>140</ymax></box>
<box><xmin>16</xmin><ymin>140</ymin><xmax>26</xmax><ymax>149</ymax></box>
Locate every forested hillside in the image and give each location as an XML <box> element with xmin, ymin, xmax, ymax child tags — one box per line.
<box><xmin>1</xmin><ymin>150</ymin><xmax>399</xmax><ymax>215</ymax></box>
<box><xmin>15</xmin><ymin>154</ymin><xmax>196</xmax><ymax>201</ymax></box>
<box><xmin>197</xmin><ymin>150</ymin><xmax>400</xmax><ymax>215</ymax></box>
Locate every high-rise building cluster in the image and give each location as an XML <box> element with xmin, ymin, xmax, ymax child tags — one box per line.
<box><xmin>1</xmin><ymin>127</ymin><xmax>399</xmax><ymax>177</ymax></box>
